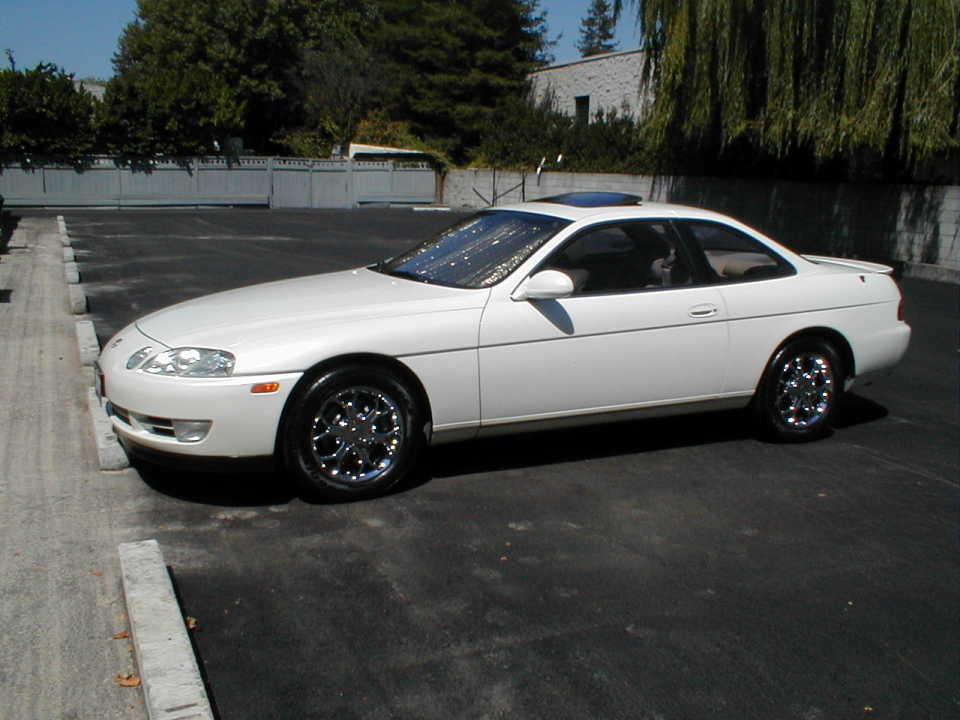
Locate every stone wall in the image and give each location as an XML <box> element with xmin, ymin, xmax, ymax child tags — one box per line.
<box><xmin>528</xmin><ymin>50</ymin><xmax>650</xmax><ymax>120</ymax></box>
<box><xmin>442</xmin><ymin>169</ymin><xmax>960</xmax><ymax>281</ymax></box>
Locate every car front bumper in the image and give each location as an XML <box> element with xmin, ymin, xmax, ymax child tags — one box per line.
<box><xmin>98</xmin><ymin>324</ymin><xmax>303</xmax><ymax>458</ymax></box>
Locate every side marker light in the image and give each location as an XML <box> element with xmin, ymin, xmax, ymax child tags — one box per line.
<box><xmin>251</xmin><ymin>382</ymin><xmax>280</xmax><ymax>394</ymax></box>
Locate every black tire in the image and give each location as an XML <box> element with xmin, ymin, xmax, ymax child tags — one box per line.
<box><xmin>281</xmin><ymin>364</ymin><xmax>425</xmax><ymax>501</ymax></box>
<box><xmin>755</xmin><ymin>337</ymin><xmax>843</xmax><ymax>442</ymax></box>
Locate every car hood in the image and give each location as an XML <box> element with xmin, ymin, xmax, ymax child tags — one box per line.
<box><xmin>136</xmin><ymin>268</ymin><xmax>487</xmax><ymax>349</ymax></box>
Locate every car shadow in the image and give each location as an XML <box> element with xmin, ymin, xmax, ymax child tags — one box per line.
<box><xmin>130</xmin><ymin>393</ymin><xmax>889</xmax><ymax>505</ymax></box>
<box><xmin>134</xmin><ymin>459</ymin><xmax>297</xmax><ymax>507</ymax></box>
<box><xmin>426</xmin><ymin>391</ymin><xmax>890</xmax><ymax>480</ymax></box>
<box><xmin>426</xmin><ymin>408</ymin><xmax>754</xmax><ymax>480</ymax></box>
<box><xmin>831</xmin><ymin>391</ymin><xmax>889</xmax><ymax>429</ymax></box>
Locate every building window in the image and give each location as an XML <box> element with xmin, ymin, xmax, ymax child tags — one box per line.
<box><xmin>575</xmin><ymin>95</ymin><xmax>590</xmax><ymax>124</ymax></box>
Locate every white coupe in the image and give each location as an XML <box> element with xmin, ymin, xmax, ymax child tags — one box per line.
<box><xmin>96</xmin><ymin>192</ymin><xmax>910</xmax><ymax>499</ymax></box>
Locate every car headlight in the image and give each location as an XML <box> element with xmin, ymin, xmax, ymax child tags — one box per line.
<box><xmin>139</xmin><ymin>348</ymin><xmax>236</xmax><ymax>377</ymax></box>
<box><xmin>126</xmin><ymin>346</ymin><xmax>153</xmax><ymax>369</ymax></box>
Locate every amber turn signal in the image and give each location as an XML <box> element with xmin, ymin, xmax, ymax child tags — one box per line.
<box><xmin>251</xmin><ymin>382</ymin><xmax>280</xmax><ymax>394</ymax></box>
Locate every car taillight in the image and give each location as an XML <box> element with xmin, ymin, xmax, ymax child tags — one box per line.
<box><xmin>897</xmin><ymin>299</ymin><xmax>904</xmax><ymax>322</ymax></box>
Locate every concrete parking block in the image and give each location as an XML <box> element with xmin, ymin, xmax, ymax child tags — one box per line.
<box><xmin>68</xmin><ymin>284</ymin><xmax>88</xmax><ymax>314</ymax></box>
<box><xmin>65</xmin><ymin>261</ymin><xmax>80</xmax><ymax>284</ymax></box>
<box><xmin>75</xmin><ymin>319</ymin><xmax>99</xmax><ymax>366</ymax></box>
<box><xmin>63</xmin><ymin>247</ymin><xmax>75</xmax><ymax>262</ymax></box>
<box><xmin>119</xmin><ymin>540</ymin><xmax>214</xmax><ymax>720</ymax></box>
<box><xmin>86</xmin><ymin>387</ymin><xmax>129</xmax><ymax>470</ymax></box>
<box><xmin>57</xmin><ymin>214</ymin><xmax>67</xmax><ymax>235</ymax></box>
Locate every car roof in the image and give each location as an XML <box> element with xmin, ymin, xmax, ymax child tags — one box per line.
<box><xmin>494</xmin><ymin>197</ymin><xmax>737</xmax><ymax>225</ymax></box>
<box><xmin>492</xmin><ymin>194</ymin><xmax>806</xmax><ymax>266</ymax></box>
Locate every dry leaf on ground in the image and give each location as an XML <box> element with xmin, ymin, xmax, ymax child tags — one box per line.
<box><xmin>112</xmin><ymin>631</ymin><xmax>129</xmax><ymax>640</ymax></box>
<box><xmin>115</xmin><ymin>673</ymin><xmax>141</xmax><ymax>688</ymax></box>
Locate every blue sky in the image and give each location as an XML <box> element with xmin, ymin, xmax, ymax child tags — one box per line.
<box><xmin>0</xmin><ymin>0</ymin><xmax>639</xmax><ymax>80</ymax></box>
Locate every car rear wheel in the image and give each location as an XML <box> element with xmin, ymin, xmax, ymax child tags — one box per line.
<box><xmin>756</xmin><ymin>337</ymin><xmax>842</xmax><ymax>442</ymax></box>
<box><xmin>282</xmin><ymin>365</ymin><xmax>424</xmax><ymax>501</ymax></box>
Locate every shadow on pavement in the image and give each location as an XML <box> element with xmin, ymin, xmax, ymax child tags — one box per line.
<box><xmin>166</xmin><ymin>567</ymin><xmax>223</xmax><ymax>720</ymax></box>
<box><xmin>131</xmin><ymin>394</ymin><xmax>889</xmax><ymax>505</ymax></box>
<box><xmin>428</xmin><ymin>408</ymin><xmax>754</xmax><ymax>478</ymax></box>
<box><xmin>134</xmin><ymin>460</ymin><xmax>296</xmax><ymax>507</ymax></box>
<box><xmin>429</xmin><ymin>393</ymin><xmax>889</xmax><ymax>478</ymax></box>
<box><xmin>831</xmin><ymin>391</ymin><xmax>889</xmax><ymax>429</ymax></box>
<box><xmin>0</xmin><ymin>211</ymin><xmax>19</xmax><ymax>253</ymax></box>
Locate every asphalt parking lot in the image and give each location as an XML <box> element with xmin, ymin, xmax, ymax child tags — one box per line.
<box><xmin>61</xmin><ymin>208</ymin><xmax>958</xmax><ymax>719</ymax></box>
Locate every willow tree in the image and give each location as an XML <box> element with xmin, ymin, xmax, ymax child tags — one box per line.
<box><xmin>616</xmin><ymin>0</ymin><xmax>959</xmax><ymax>179</ymax></box>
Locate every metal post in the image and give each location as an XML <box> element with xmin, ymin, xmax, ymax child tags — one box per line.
<box><xmin>388</xmin><ymin>161</ymin><xmax>395</xmax><ymax>208</ymax></box>
<box><xmin>267</xmin><ymin>157</ymin><xmax>274</xmax><ymax>208</ymax></box>
<box><xmin>309</xmin><ymin>160</ymin><xmax>315</xmax><ymax>209</ymax></box>
<box><xmin>347</xmin><ymin>160</ymin><xmax>355</xmax><ymax>208</ymax></box>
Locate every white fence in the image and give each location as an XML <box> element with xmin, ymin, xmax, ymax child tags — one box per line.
<box><xmin>0</xmin><ymin>157</ymin><xmax>437</xmax><ymax>208</ymax></box>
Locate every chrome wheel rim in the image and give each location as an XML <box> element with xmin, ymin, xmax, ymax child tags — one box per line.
<box><xmin>774</xmin><ymin>352</ymin><xmax>834</xmax><ymax>430</ymax></box>
<box><xmin>310</xmin><ymin>386</ymin><xmax>404</xmax><ymax>484</ymax></box>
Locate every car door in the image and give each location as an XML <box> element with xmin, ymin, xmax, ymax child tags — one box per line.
<box><xmin>477</xmin><ymin>220</ymin><xmax>729</xmax><ymax>427</ymax></box>
<box><xmin>672</xmin><ymin>219</ymin><xmax>800</xmax><ymax>396</ymax></box>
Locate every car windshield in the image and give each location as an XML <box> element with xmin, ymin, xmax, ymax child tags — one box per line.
<box><xmin>373</xmin><ymin>211</ymin><xmax>571</xmax><ymax>289</ymax></box>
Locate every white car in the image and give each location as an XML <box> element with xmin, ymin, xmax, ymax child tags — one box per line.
<box><xmin>96</xmin><ymin>192</ymin><xmax>911</xmax><ymax>499</ymax></box>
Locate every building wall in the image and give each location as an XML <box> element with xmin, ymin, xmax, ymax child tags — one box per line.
<box><xmin>73</xmin><ymin>79</ymin><xmax>107</xmax><ymax>101</ymax></box>
<box><xmin>528</xmin><ymin>50</ymin><xmax>650</xmax><ymax>120</ymax></box>
<box><xmin>442</xmin><ymin>169</ymin><xmax>960</xmax><ymax>281</ymax></box>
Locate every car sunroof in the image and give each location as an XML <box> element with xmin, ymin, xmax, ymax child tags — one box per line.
<box><xmin>536</xmin><ymin>192</ymin><xmax>643</xmax><ymax>207</ymax></box>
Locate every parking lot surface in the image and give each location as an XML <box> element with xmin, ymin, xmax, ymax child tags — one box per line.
<box><xmin>63</xmin><ymin>208</ymin><xmax>958</xmax><ymax>719</ymax></box>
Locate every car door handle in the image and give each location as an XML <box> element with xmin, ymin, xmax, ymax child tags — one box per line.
<box><xmin>688</xmin><ymin>303</ymin><xmax>718</xmax><ymax>318</ymax></box>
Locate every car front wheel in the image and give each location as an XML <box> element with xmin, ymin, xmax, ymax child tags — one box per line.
<box><xmin>756</xmin><ymin>337</ymin><xmax>842</xmax><ymax>442</ymax></box>
<box><xmin>281</xmin><ymin>365</ymin><xmax>424</xmax><ymax>501</ymax></box>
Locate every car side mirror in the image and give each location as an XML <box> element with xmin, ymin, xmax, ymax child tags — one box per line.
<box><xmin>512</xmin><ymin>269</ymin><xmax>575</xmax><ymax>301</ymax></box>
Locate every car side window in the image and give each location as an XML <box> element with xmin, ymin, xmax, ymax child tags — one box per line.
<box><xmin>544</xmin><ymin>221</ymin><xmax>693</xmax><ymax>294</ymax></box>
<box><xmin>680</xmin><ymin>221</ymin><xmax>794</xmax><ymax>282</ymax></box>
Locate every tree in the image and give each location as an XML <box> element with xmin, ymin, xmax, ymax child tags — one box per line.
<box><xmin>479</xmin><ymin>88</ymin><xmax>653</xmax><ymax>173</ymax></box>
<box><xmin>294</xmin><ymin>38</ymin><xmax>385</xmax><ymax>156</ymax></box>
<box><xmin>366</xmin><ymin>0</ymin><xmax>553</xmax><ymax>162</ymax></box>
<box><xmin>0</xmin><ymin>62</ymin><xmax>97</xmax><ymax>157</ymax></box>
<box><xmin>618</xmin><ymin>0</ymin><xmax>959</xmax><ymax>180</ymax></box>
<box><xmin>99</xmin><ymin>0</ymin><xmax>378</xmax><ymax>155</ymax></box>
<box><xmin>577</xmin><ymin>0</ymin><xmax>619</xmax><ymax>57</ymax></box>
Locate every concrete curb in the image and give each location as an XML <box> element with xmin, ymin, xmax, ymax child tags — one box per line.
<box><xmin>63</xmin><ymin>247</ymin><xmax>75</xmax><ymax>262</ymax></box>
<box><xmin>68</xmin><ymin>284</ymin><xmax>88</xmax><ymax>314</ymax></box>
<box><xmin>65</xmin><ymin>261</ymin><xmax>80</xmax><ymax>284</ymax></box>
<box><xmin>75</xmin><ymin>319</ymin><xmax>99</xmax><ymax>366</ymax></box>
<box><xmin>86</xmin><ymin>388</ymin><xmax>130</xmax><ymax>470</ymax></box>
<box><xmin>63</xmin><ymin>215</ymin><xmax>130</xmax><ymax>467</ymax></box>
<box><xmin>119</xmin><ymin>540</ymin><xmax>214</xmax><ymax>720</ymax></box>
